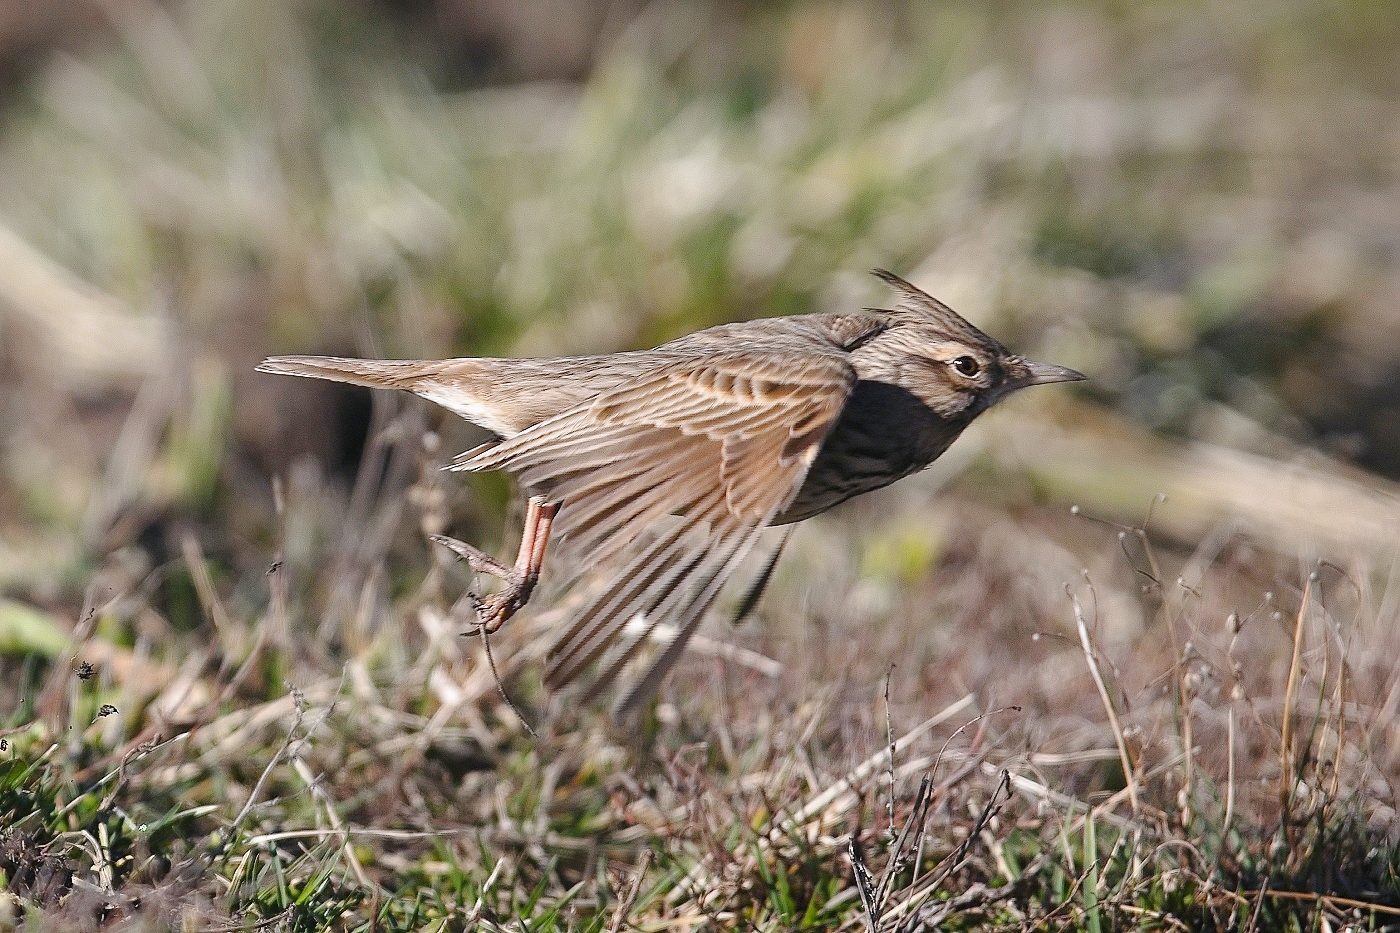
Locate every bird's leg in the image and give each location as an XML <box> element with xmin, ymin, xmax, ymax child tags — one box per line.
<box><xmin>431</xmin><ymin>496</ymin><xmax>560</xmax><ymax>634</ymax></box>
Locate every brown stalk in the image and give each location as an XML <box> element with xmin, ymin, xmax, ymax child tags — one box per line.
<box><xmin>1070</xmin><ymin>592</ymin><xmax>1139</xmax><ymax>815</ymax></box>
<box><xmin>605</xmin><ymin>848</ymin><xmax>652</xmax><ymax>933</ymax></box>
<box><xmin>1279</xmin><ymin>574</ymin><xmax>1312</xmax><ymax>841</ymax></box>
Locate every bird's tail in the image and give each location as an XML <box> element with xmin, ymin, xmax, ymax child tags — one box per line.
<box><xmin>255</xmin><ymin>355</ymin><xmax>431</xmax><ymax>391</ymax></box>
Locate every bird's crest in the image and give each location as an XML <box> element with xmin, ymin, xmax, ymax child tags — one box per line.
<box><xmin>870</xmin><ymin>269</ymin><xmax>993</xmax><ymax>345</ymax></box>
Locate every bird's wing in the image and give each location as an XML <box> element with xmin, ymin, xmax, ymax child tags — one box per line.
<box><xmin>449</xmin><ymin>341</ymin><xmax>856</xmax><ymax>711</ymax></box>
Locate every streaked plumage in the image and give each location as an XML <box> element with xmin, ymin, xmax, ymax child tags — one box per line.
<box><xmin>257</xmin><ymin>270</ymin><xmax>1083</xmax><ymax>711</ymax></box>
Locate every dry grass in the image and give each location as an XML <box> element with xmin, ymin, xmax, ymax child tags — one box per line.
<box><xmin>1</xmin><ymin>0</ymin><xmax>1399</xmax><ymax>929</ymax></box>
<box><xmin>3</xmin><ymin>407</ymin><xmax>1398</xmax><ymax>930</ymax></box>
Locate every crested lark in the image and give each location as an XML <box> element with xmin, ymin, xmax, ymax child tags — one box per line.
<box><xmin>258</xmin><ymin>270</ymin><xmax>1084</xmax><ymax>711</ymax></box>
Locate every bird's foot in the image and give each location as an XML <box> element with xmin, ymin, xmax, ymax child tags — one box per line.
<box><xmin>431</xmin><ymin>496</ymin><xmax>559</xmax><ymax>635</ymax></box>
<box><xmin>462</xmin><ymin>571</ymin><xmax>535</xmax><ymax>635</ymax></box>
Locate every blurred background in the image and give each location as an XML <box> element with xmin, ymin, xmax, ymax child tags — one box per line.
<box><xmin>2</xmin><ymin>0</ymin><xmax>1398</xmax><ymax>575</ymax></box>
<box><xmin>0</xmin><ymin>0</ymin><xmax>1398</xmax><ymax>924</ymax></box>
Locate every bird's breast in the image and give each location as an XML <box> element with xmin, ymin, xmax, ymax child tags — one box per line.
<box><xmin>775</xmin><ymin>380</ymin><xmax>962</xmax><ymax>524</ymax></box>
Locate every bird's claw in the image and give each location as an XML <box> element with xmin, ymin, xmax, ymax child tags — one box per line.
<box><xmin>432</xmin><ymin>496</ymin><xmax>558</xmax><ymax>635</ymax></box>
<box><xmin>465</xmin><ymin>570</ymin><xmax>538</xmax><ymax>635</ymax></box>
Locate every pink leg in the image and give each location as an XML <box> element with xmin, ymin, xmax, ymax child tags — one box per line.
<box><xmin>431</xmin><ymin>496</ymin><xmax>560</xmax><ymax>633</ymax></box>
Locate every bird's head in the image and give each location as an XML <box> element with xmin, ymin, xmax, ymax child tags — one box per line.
<box><xmin>860</xmin><ymin>269</ymin><xmax>1085</xmax><ymax>420</ymax></box>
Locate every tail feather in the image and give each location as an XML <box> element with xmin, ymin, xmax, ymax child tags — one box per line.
<box><xmin>259</xmin><ymin>354</ymin><xmax>537</xmax><ymax>435</ymax></box>
<box><xmin>255</xmin><ymin>355</ymin><xmax>430</xmax><ymax>391</ymax></box>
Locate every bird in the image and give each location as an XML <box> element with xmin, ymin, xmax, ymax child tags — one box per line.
<box><xmin>257</xmin><ymin>270</ymin><xmax>1084</xmax><ymax>712</ymax></box>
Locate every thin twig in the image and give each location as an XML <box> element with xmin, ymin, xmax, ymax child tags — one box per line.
<box><xmin>782</xmin><ymin>694</ymin><xmax>976</xmax><ymax>832</ymax></box>
<box><xmin>478</xmin><ymin>629</ymin><xmax>535</xmax><ymax>737</ymax></box>
<box><xmin>1223</xmin><ymin>699</ymin><xmax>1236</xmax><ymax>843</ymax></box>
<box><xmin>884</xmin><ymin>666</ymin><xmax>896</xmax><ymax>835</ymax></box>
<box><xmin>880</xmin><ymin>769</ymin><xmax>1012</xmax><ymax>925</ymax></box>
<box><xmin>1240</xmin><ymin>888</ymin><xmax>1400</xmax><ymax>919</ymax></box>
<box><xmin>290</xmin><ymin>754</ymin><xmax>372</xmax><ymax>889</ymax></box>
<box><xmin>1070</xmin><ymin>592</ymin><xmax>1139</xmax><ymax>814</ymax></box>
<box><xmin>1244</xmin><ymin>878</ymin><xmax>1267</xmax><ymax>933</ymax></box>
<box><xmin>605</xmin><ymin>848</ymin><xmax>653</xmax><ymax>933</ymax></box>
<box><xmin>227</xmin><ymin>689</ymin><xmax>305</xmax><ymax>837</ymax></box>
<box><xmin>848</xmin><ymin>836</ymin><xmax>881</xmax><ymax>933</ymax></box>
<box><xmin>1279</xmin><ymin>574</ymin><xmax>1313</xmax><ymax>842</ymax></box>
<box><xmin>875</xmin><ymin>775</ymin><xmax>934</xmax><ymax>917</ymax></box>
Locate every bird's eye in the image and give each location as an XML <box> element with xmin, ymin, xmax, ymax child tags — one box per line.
<box><xmin>952</xmin><ymin>356</ymin><xmax>980</xmax><ymax>377</ymax></box>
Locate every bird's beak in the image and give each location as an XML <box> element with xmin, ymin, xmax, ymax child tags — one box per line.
<box><xmin>1005</xmin><ymin>358</ymin><xmax>1087</xmax><ymax>391</ymax></box>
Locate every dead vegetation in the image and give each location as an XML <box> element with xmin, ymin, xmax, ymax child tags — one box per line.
<box><xmin>2</xmin><ymin>414</ymin><xmax>1397</xmax><ymax>930</ymax></box>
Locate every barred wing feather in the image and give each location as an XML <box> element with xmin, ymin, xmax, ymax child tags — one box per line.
<box><xmin>449</xmin><ymin>345</ymin><xmax>855</xmax><ymax>710</ymax></box>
